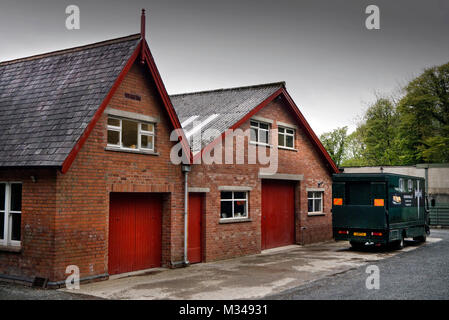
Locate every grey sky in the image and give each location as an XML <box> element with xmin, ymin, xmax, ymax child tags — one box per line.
<box><xmin>1</xmin><ymin>0</ymin><xmax>448</xmax><ymax>134</ymax></box>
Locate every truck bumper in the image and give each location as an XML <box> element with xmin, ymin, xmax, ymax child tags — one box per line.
<box><xmin>333</xmin><ymin>228</ymin><xmax>388</xmax><ymax>244</ymax></box>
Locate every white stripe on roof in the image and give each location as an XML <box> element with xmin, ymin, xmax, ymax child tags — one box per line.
<box><xmin>181</xmin><ymin>115</ymin><xmax>199</xmax><ymax>128</ymax></box>
<box><xmin>185</xmin><ymin>114</ymin><xmax>220</xmax><ymax>139</ymax></box>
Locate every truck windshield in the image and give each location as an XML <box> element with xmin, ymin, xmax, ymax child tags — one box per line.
<box><xmin>345</xmin><ymin>182</ymin><xmax>371</xmax><ymax>205</ymax></box>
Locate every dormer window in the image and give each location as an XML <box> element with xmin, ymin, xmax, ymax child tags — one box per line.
<box><xmin>107</xmin><ymin>117</ymin><xmax>155</xmax><ymax>151</ymax></box>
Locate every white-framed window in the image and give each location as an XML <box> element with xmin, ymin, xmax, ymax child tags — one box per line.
<box><xmin>107</xmin><ymin>117</ymin><xmax>155</xmax><ymax>151</ymax></box>
<box><xmin>0</xmin><ymin>182</ymin><xmax>22</xmax><ymax>247</ymax></box>
<box><xmin>408</xmin><ymin>179</ymin><xmax>413</xmax><ymax>192</ymax></box>
<box><xmin>308</xmin><ymin>191</ymin><xmax>323</xmax><ymax>214</ymax></box>
<box><xmin>278</xmin><ymin>127</ymin><xmax>295</xmax><ymax>149</ymax></box>
<box><xmin>399</xmin><ymin>178</ymin><xmax>405</xmax><ymax>192</ymax></box>
<box><xmin>220</xmin><ymin>191</ymin><xmax>248</xmax><ymax>220</ymax></box>
<box><xmin>250</xmin><ymin>120</ymin><xmax>270</xmax><ymax>145</ymax></box>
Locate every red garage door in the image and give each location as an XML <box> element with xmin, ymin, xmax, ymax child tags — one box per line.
<box><xmin>262</xmin><ymin>180</ymin><xmax>295</xmax><ymax>250</ymax></box>
<box><xmin>108</xmin><ymin>193</ymin><xmax>162</xmax><ymax>275</ymax></box>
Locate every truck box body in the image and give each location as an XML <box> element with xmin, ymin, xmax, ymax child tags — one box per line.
<box><xmin>332</xmin><ymin>173</ymin><xmax>429</xmax><ymax>246</ymax></box>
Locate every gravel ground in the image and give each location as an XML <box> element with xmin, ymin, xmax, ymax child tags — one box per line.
<box><xmin>268</xmin><ymin>229</ymin><xmax>449</xmax><ymax>300</ymax></box>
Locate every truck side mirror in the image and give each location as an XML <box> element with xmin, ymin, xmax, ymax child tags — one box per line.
<box><xmin>431</xmin><ymin>199</ymin><xmax>436</xmax><ymax>207</ymax></box>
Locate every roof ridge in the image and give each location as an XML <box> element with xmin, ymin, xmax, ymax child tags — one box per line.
<box><xmin>170</xmin><ymin>81</ymin><xmax>286</xmax><ymax>97</ymax></box>
<box><xmin>0</xmin><ymin>33</ymin><xmax>141</xmax><ymax>66</ymax></box>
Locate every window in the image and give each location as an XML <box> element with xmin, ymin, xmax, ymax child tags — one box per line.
<box><xmin>407</xmin><ymin>179</ymin><xmax>413</xmax><ymax>192</ymax></box>
<box><xmin>250</xmin><ymin>120</ymin><xmax>270</xmax><ymax>145</ymax></box>
<box><xmin>278</xmin><ymin>127</ymin><xmax>295</xmax><ymax>149</ymax></box>
<box><xmin>107</xmin><ymin>117</ymin><xmax>155</xmax><ymax>151</ymax></box>
<box><xmin>308</xmin><ymin>191</ymin><xmax>323</xmax><ymax>213</ymax></box>
<box><xmin>0</xmin><ymin>182</ymin><xmax>22</xmax><ymax>246</ymax></box>
<box><xmin>398</xmin><ymin>178</ymin><xmax>405</xmax><ymax>192</ymax></box>
<box><xmin>220</xmin><ymin>191</ymin><xmax>248</xmax><ymax>219</ymax></box>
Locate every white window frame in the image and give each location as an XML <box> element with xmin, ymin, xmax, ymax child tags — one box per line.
<box><xmin>0</xmin><ymin>182</ymin><xmax>22</xmax><ymax>247</ymax></box>
<box><xmin>250</xmin><ymin>120</ymin><xmax>271</xmax><ymax>146</ymax></box>
<box><xmin>307</xmin><ymin>191</ymin><xmax>323</xmax><ymax>214</ymax></box>
<box><xmin>278</xmin><ymin>126</ymin><xmax>295</xmax><ymax>149</ymax></box>
<box><xmin>107</xmin><ymin>117</ymin><xmax>155</xmax><ymax>152</ymax></box>
<box><xmin>407</xmin><ymin>179</ymin><xmax>413</xmax><ymax>192</ymax></box>
<box><xmin>399</xmin><ymin>178</ymin><xmax>405</xmax><ymax>192</ymax></box>
<box><xmin>220</xmin><ymin>191</ymin><xmax>249</xmax><ymax>220</ymax></box>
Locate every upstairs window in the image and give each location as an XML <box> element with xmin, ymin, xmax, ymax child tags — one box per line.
<box><xmin>107</xmin><ymin>117</ymin><xmax>155</xmax><ymax>151</ymax></box>
<box><xmin>278</xmin><ymin>127</ymin><xmax>295</xmax><ymax>149</ymax></box>
<box><xmin>250</xmin><ymin>120</ymin><xmax>270</xmax><ymax>145</ymax></box>
<box><xmin>0</xmin><ymin>182</ymin><xmax>22</xmax><ymax>246</ymax></box>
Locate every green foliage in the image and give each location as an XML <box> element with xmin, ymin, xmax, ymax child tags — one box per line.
<box><xmin>319</xmin><ymin>126</ymin><xmax>348</xmax><ymax>167</ymax></box>
<box><xmin>397</xmin><ymin>62</ymin><xmax>449</xmax><ymax>163</ymax></box>
<box><xmin>363</xmin><ymin>98</ymin><xmax>401</xmax><ymax>165</ymax></box>
<box><xmin>321</xmin><ymin>61</ymin><xmax>449</xmax><ymax>166</ymax></box>
<box><xmin>340</xmin><ymin>125</ymin><xmax>367</xmax><ymax>167</ymax></box>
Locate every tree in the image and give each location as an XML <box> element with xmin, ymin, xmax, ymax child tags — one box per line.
<box><xmin>397</xmin><ymin>62</ymin><xmax>449</xmax><ymax>163</ymax></box>
<box><xmin>320</xmin><ymin>126</ymin><xmax>348</xmax><ymax>167</ymax></box>
<box><xmin>363</xmin><ymin>97</ymin><xmax>401</xmax><ymax>165</ymax></box>
<box><xmin>340</xmin><ymin>124</ymin><xmax>367</xmax><ymax>167</ymax></box>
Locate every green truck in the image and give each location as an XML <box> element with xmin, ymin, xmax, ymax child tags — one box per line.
<box><xmin>332</xmin><ymin>173</ymin><xmax>430</xmax><ymax>249</ymax></box>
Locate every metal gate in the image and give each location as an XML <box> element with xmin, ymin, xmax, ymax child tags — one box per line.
<box><xmin>430</xmin><ymin>204</ymin><xmax>449</xmax><ymax>227</ymax></box>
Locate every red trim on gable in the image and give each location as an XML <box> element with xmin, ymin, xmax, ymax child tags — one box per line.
<box><xmin>192</xmin><ymin>87</ymin><xmax>339</xmax><ymax>174</ymax></box>
<box><xmin>192</xmin><ymin>88</ymin><xmax>283</xmax><ymax>164</ymax></box>
<box><xmin>280</xmin><ymin>88</ymin><xmax>339</xmax><ymax>174</ymax></box>
<box><xmin>141</xmin><ymin>42</ymin><xmax>191</xmax><ymax>161</ymax></box>
<box><xmin>61</xmin><ymin>39</ymin><xmax>191</xmax><ymax>173</ymax></box>
<box><xmin>61</xmin><ymin>42</ymin><xmax>143</xmax><ymax>174</ymax></box>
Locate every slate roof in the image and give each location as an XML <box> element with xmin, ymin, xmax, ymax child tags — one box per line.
<box><xmin>0</xmin><ymin>34</ymin><xmax>141</xmax><ymax>167</ymax></box>
<box><xmin>170</xmin><ymin>82</ymin><xmax>285</xmax><ymax>152</ymax></box>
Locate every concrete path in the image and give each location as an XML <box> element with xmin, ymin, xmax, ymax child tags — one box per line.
<box><xmin>64</xmin><ymin>238</ymin><xmax>440</xmax><ymax>300</ymax></box>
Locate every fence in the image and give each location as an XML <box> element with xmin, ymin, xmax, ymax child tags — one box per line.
<box><xmin>429</xmin><ymin>204</ymin><xmax>449</xmax><ymax>227</ymax></box>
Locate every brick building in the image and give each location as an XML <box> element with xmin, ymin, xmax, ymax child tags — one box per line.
<box><xmin>0</xmin><ymin>18</ymin><xmax>338</xmax><ymax>286</ymax></box>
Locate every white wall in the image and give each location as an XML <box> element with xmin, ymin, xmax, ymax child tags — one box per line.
<box><xmin>342</xmin><ymin>165</ymin><xmax>449</xmax><ymax>204</ymax></box>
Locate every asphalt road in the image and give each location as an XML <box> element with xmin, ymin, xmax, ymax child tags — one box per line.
<box><xmin>269</xmin><ymin>229</ymin><xmax>449</xmax><ymax>300</ymax></box>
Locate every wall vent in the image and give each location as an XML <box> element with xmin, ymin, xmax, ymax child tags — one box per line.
<box><xmin>125</xmin><ymin>93</ymin><xmax>141</xmax><ymax>101</ymax></box>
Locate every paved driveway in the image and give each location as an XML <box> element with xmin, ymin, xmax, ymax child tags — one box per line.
<box><xmin>64</xmin><ymin>237</ymin><xmax>440</xmax><ymax>300</ymax></box>
<box><xmin>268</xmin><ymin>229</ymin><xmax>449</xmax><ymax>300</ymax></box>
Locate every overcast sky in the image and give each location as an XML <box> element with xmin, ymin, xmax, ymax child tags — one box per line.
<box><xmin>1</xmin><ymin>0</ymin><xmax>448</xmax><ymax>134</ymax></box>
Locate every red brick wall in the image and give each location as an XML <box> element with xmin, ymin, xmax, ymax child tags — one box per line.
<box><xmin>0</xmin><ymin>65</ymin><xmax>333</xmax><ymax>283</ymax></box>
<box><xmin>0</xmin><ymin>168</ymin><xmax>57</xmax><ymax>281</ymax></box>
<box><xmin>189</xmin><ymin>95</ymin><xmax>333</xmax><ymax>262</ymax></box>
<box><xmin>52</xmin><ymin>62</ymin><xmax>185</xmax><ymax>282</ymax></box>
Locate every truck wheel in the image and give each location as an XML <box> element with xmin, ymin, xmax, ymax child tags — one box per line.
<box><xmin>413</xmin><ymin>234</ymin><xmax>427</xmax><ymax>243</ymax></box>
<box><xmin>392</xmin><ymin>235</ymin><xmax>404</xmax><ymax>250</ymax></box>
